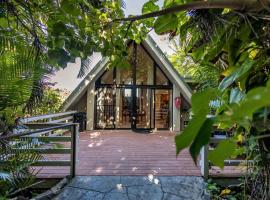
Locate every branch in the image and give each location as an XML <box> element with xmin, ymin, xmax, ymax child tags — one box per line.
<box><xmin>124</xmin><ymin>21</ymin><xmax>133</xmax><ymax>38</ymax></box>
<box><xmin>113</xmin><ymin>0</ymin><xmax>270</xmax><ymax>23</ymax></box>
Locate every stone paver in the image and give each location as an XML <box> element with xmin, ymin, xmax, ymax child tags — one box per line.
<box><xmin>54</xmin><ymin>176</ymin><xmax>210</xmax><ymax>200</ymax></box>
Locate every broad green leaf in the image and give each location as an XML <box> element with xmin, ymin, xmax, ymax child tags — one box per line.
<box><xmin>192</xmin><ymin>88</ymin><xmax>220</xmax><ymax>116</ymax></box>
<box><xmin>175</xmin><ymin>116</ymin><xmax>206</xmax><ymax>155</ymax></box>
<box><xmin>163</xmin><ymin>0</ymin><xmax>191</xmax><ymax>8</ymax></box>
<box><xmin>154</xmin><ymin>14</ymin><xmax>179</xmax><ymax>35</ymax></box>
<box><xmin>142</xmin><ymin>1</ymin><xmax>159</xmax><ymax>14</ymax></box>
<box><xmin>48</xmin><ymin>48</ymin><xmax>71</xmax><ymax>66</ymax></box>
<box><xmin>179</xmin><ymin>21</ymin><xmax>189</xmax><ymax>44</ymax></box>
<box><xmin>61</xmin><ymin>0</ymin><xmax>80</xmax><ymax>16</ymax></box>
<box><xmin>228</xmin><ymin>39</ymin><xmax>242</xmax><ymax>66</ymax></box>
<box><xmin>219</xmin><ymin>86</ymin><xmax>270</xmax><ymax>129</ymax></box>
<box><xmin>229</xmin><ymin>88</ymin><xmax>245</xmax><ymax>103</ymax></box>
<box><xmin>209</xmin><ymin>139</ymin><xmax>237</xmax><ymax>168</ymax></box>
<box><xmin>219</xmin><ymin>59</ymin><xmax>254</xmax><ymax>91</ymax></box>
<box><xmin>203</xmin><ymin>33</ymin><xmax>226</xmax><ymax>62</ymax></box>
<box><xmin>237</xmin><ymin>86</ymin><xmax>270</xmax><ymax>119</ymax></box>
<box><xmin>118</xmin><ymin>58</ymin><xmax>130</xmax><ymax>69</ymax></box>
<box><xmin>190</xmin><ymin>118</ymin><xmax>214</xmax><ymax>163</ymax></box>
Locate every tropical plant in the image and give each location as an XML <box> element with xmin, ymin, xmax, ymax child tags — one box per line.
<box><xmin>169</xmin><ymin>39</ymin><xmax>220</xmax><ymax>90</ymax></box>
<box><xmin>0</xmin><ymin>138</ymin><xmax>43</xmax><ymax>198</ymax></box>
<box><xmin>0</xmin><ymin>0</ymin><xmax>132</xmax><ymax>114</ymax></box>
<box><xmin>29</xmin><ymin>87</ymin><xmax>63</xmax><ymax>115</ymax></box>
<box><xmin>112</xmin><ymin>0</ymin><xmax>270</xmax><ymax>199</ymax></box>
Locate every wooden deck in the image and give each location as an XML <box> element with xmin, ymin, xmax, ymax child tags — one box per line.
<box><xmin>36</xmin><ymin>130</ymin><xmax>244</xmax><ymax>178</ymax></box>
<box><xmin>36</xmin><ymin>130</ymin><xmax>201</xmax><ymax>178</ymax></box>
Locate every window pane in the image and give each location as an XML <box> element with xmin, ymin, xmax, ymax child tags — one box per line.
<box><xmin>136</xmin><ymin>45</ymin><xmax>154</xmax><ymax>85</ymax></box>
<box><xmin>136</xmin><ymin>88</ymin><xmax>154</xmax><ymax>129</ymax></box>
<box><xmin>117</xmin><ymin>68</ymin><xmax>133</xmax><ymax>84</ymax></box>
<box><xmin>115</xmin><ymin>88</ymin><xmax>132</xmax><ymax>128</ymax></box>
<box><xmin>156</xmin><ymin>67</ymin><xmax>169</xmax><ymax>85</ymax></box>
<box><xmin>116</xmin><ymin>44</ymin><xmax>133</xmax><ymax>84</ymax></box>
<box><xmin>95</xmin><ymin>88</ymin><xmax>115</xmax><ymax>128</ymax></box>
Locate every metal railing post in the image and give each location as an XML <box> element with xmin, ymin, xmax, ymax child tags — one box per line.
<box><xmin>70</xmin><ymin>124</ymin><xmax>79</xmax><ymax>178</ymax></box>
<box><xmin>200</xmin><ymin>144</ymin><xmax>209</xmax><ymax>180</ymax></box>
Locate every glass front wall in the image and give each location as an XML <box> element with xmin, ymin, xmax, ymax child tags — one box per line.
<box><xmin>95</xmin><ymin>43</ymin><xmax>172</xmax><ymax>130</ymax></box>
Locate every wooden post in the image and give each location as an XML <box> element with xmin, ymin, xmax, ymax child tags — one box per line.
<box><xmin>70</xmin><ymin>124</ymin><xmax>79</xmax><ymax>178</ymax></box>
<box><xmin>200</xmin><ymin>145</ymin><xmax>209</xmax><ymax>180</ymax></box>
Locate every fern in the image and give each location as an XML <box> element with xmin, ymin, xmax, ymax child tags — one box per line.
<box><xmin>0</xmin><ymin>138</ymin><xmax>43</xmax><ymax>195</ymax></box>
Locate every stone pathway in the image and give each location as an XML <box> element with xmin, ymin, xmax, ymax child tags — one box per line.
<box><xmin>54</xmin><ymin>176</ymin><xmax>209</xmax><ymax>200</ymax></box>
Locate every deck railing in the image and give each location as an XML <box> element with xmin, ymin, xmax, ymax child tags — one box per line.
<box><xmin>21</xmin><ymin>111</ymin><xmax>77</xmax><ymax>124</ymax></box>
<box><xmin>200</xmin><ymin>136</ymin><xmax>247</xmax><ymax>179</ymax></box>
<box><xmin>0</xmin><ymin>111</ymin><xmax>79</xmax><ymax>178</ymax></box>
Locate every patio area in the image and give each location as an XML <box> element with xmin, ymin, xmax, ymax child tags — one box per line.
<box><xmin>37</xmin><ymin>130</ymin><xmax>201</xmax><ymax>178</ymax></box>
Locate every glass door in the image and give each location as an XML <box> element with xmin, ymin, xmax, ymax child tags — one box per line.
<box><xmin>135</xmin><ymin>88</ymin><xmax>154</xmax><ymax>130</ymax></box>
<box><xmin>115</xmin><ymin>88</ymin><xmax>132</xmax><ymax>128</ymax></box>
<box><xmin>154</xmin><ymin>90</ymin><xmax>171</xmax><ymax>129</ymax></box>
<box><xmin>95</xmin><ymin>88</ymin><xmax>115</xmax><ymax>129</ymax></box>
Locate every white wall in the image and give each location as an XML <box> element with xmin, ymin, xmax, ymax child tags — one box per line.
<box><xmin>172</xmin><ymin>85</ymin><xmax>181</xmax><ymax>132</ymax></box>
<box><xmin>86</xmin><ymin>82</ymin><xmax>95</xmax><ymax>130</ymax></box>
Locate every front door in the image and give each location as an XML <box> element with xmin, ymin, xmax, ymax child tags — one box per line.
<box><xmin>134</xmin><ymin>88</ymin><xmax>154</xmax><ymax>130</ymax></box>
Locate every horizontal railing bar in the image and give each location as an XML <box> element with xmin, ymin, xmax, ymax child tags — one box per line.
<box><xmin>11</xmin><ymin>148</ymin><xmax>71</xmax><ymax>154</ymax></box>
<box><xmin>32</xmin><ymin>160</ymin><xmax>71</xmax><ymax>166</ymax></box>
<box><xmin>49</xmin><ymin>116</ymin><xmax>73</xmax><ymax>123</ymax></box>
<box><xmin>224</xmin><ymin>160</ymin><xmax>251</xmax><ymax>166</ymax></box>
<box><xmin>0</xmin><ymin>123</ymin><xmax>78</xmax><ymax>140</ymax></box>
<box><xmin>210</xmin><ymin>137</ymin><xmax>227</xmax><ymax>144</ymax></box>
<box><xmin>209</xmin><ymin>160</ymin><xmax>251</xmax><ymax>167</ymax></box>
<box><xmin>21</xmin><ymin>136</ymin><xmax>71</xmax><ymax>142</ymax></box>
<box><xmin>24</xmin><ymin>135</ymin><xmax>71</xmax><ymax>142</ymax></box>
<box><xmin>21</xmin><ymin>111</ymin><xmax>77</xmax><ymax>123</ymax></box>
<box><xmin>24</xmin><ymin>123</ymin><xmax>68</xmax><ymax>129</ymax></box>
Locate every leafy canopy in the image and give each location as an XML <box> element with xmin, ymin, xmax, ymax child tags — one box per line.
<box><xmin>117</xmin><ymin>0</ymin><xmax>270</xmax><ymax>169</ymax></box>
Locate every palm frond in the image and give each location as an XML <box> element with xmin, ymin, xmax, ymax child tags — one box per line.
<box><xmin>0</xmin><ymin>138</ymin><xmax>43</xmax><ymax>191</ymax></box>
<box><xmin>0</xmin><ymin>31</ymin><xmax>48</xmax><ymax>112</ymax></box>
<box><xmin>0</xmin><ymin>172</ymin><xmax>11</xmax><ymax>181</ymax></box>
<box><xmin>77</xmin><ymin>56</ymin><xmax>93</xmax><ymax>78</ymax></box>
